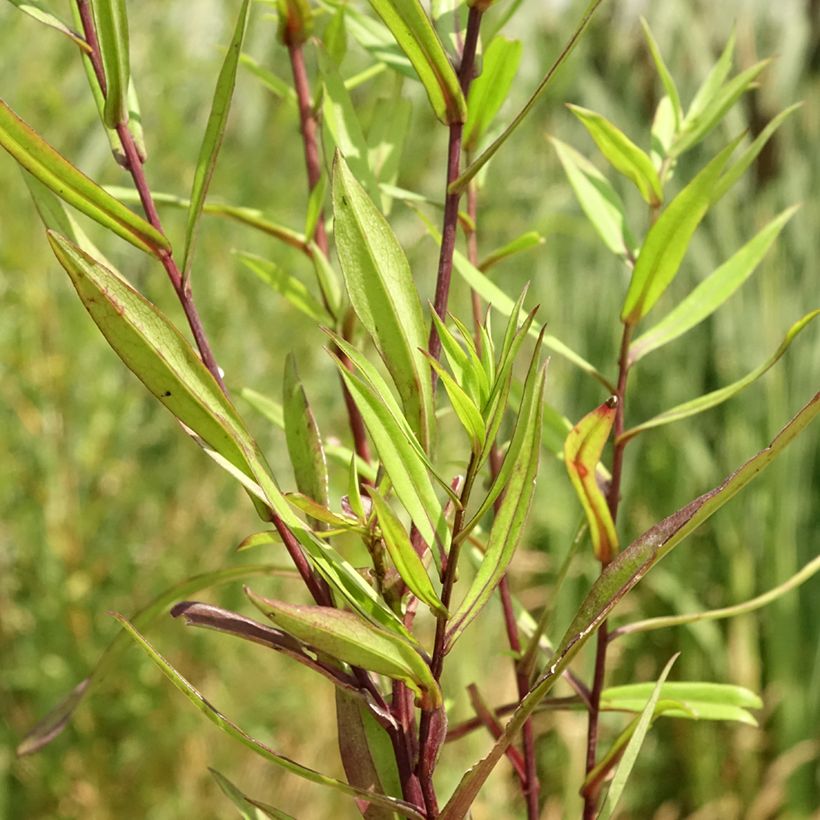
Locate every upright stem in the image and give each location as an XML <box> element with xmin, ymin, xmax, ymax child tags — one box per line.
<box><xmin>582</xmin><ymin>320</ymin><xmax>634</xmax><ymax>820</ymax></box>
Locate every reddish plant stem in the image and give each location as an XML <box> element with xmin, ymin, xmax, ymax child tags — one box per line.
<box><xmin>582</xmin><ymin>321</ymin><xmax>634</xmax><ymax>820</ymax></box>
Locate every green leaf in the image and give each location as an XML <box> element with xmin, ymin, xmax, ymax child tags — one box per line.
<box><xmin>304</xmin><ymin>170</ymin><xmax>327</xmax><ymax>242</ymax></box>
<box><xmin>424</xmin><ymin>355</ymin><xmax>486</xmax><ymax>454</ymax></box>
<box><xmin>341</xmin><ymin>5</ymin><xmax>414</xmax><ymax>77</ymax></box>
<box><xmin>112</xmin><ymin>613</ymin><xmax>425</xmax><ymax>819</ymax></box>
<box><xmin>239</xmin><ymin>52</ymin><xmax>297</xmax><ymax>104</ymax></box>
<box><xmin>621</xmin><ymin>136</ymin><xmax>741</xmax><ymax>323</ymax></box>
<box><xmin>0</xmin><ymin>100</ymin><xmax>169</xmax><ymax>254</ymax></box>
<box><xmin>450</xmin><ymin>0</ymin><xmax>606</xmax><ymax>194</ymax></box>
<box><xmin>686</xmin><ymin>30</ymin><xmax>736</xmax><ymax>124</ymax></box>
<box><xmin>324</xmin><ymin>5</ymin><xmax>348</xmax><ymax>65</ymax></box>
<box><xmin>368</xmin><ymin>92</ymin><xmax>412</xmax><ymax>214</ymax></box>
<box><xmin>446</xmin><ymin>363</ymin><xmax>546</xmax><ymax>650</ymax></box>
<box><xmin>332</xmin><ymin>153</ymin><xmax>434</xmax><ymax>448</ymax></box>
<box><xmin>283</xmin><ymin>353</ymin><xmax>330</xmax><ymax>523</ymax></box>
<box><xmin>438</xmin><ymin>393</ymin><xmax>819</xmax><ymax>818</ymax></box>
<box><xmin>182</xmin><ymin>0</ymin><xmax>251</xmax><ymax>282</ymax></box>
<box><xmin>236</xmin><ymin>530</ymin><xmax>278</xmax><ymax>551</ymax></box>
<box><xmin>6</xmin><ymin>0</ymin><xmax>91</xmax><ymax>52</ymax></box>
<box><xmin>246</xmin><ymin>591</ymin><xmax>441</xmax><ymax>708</ymax></box>
<box><xmin>236</xmin><ymin>251</ymin><xmax>333</xmax><ymax>324</ymax></box>
<box><xmin>16</xmin><ymin>563</ymin><xmax>291</xmax><ymax>756</ymax></box>
<box><xmin>94</xmin><ymin>0</ymin><xmax>130</xmax><ymax>127</ymax></box>
<box><xmin>639</xmin><ymin>19</ymin><xmax>682</xmax><ymax>130</ymax></box>
<box><xmin>478</xmin><ymin>230</ymin><xmax>544</xmax><ymax>272</ymax></box>
<box><xmin>210</xmin><ymin>768</ymin><xmax>294</xmax><ymax>820</ymax></box>
<box><xmin>568</xmin><ymin>104</ymin><xmax>662</xmax><ymax>206</ymax></box>
<box><xmin>46</xmin><ymin>233</ymin><xmax>296</xmax><ymax>526</ymax></box>
<box><xmin>365</xmin><ymin>0</ymin><xmax>466</xmax><ymax>124</ymax></box>
<box><xmin>463</xmin><ymin>36</ymin><xmax>522</xmax><ymax>151</ymax></box>
<box><xmin>629</xmin><ymin>206</ymin><xmax>799</xmax><ymax>364</ymax></box>
<box><xmin>672</xmin><ymin>59</ymin><xmax>771</xmax><ymax>157</ymax></box>
<box><xmin>368</xmin><ymin>489</ymin><xmax>446</xmax><ymax>616</ymax></box>
<box><xmin>337</xmin><ymin>365</ymin><xmax>449</xmax><ymax>566</ymax></box>
<box><xmin>428</xmin><ymin>311</ymin><xmax>487</xmax><ymax>408</ymax></box>
<box><xmin>597</xmin><ymin>654</ymin><xmax>679</xmax><ymax>820</ymax></box>
<box><xmin>286</xmin><ymin>494</ymin><xmax>364</xmax><ymax>533</ymax></box>
<box><xmin>550</xmin><ymin>136</ymin><xmax>636</xmax><ymax>260</ymax></box>
<box><xmin>563</xmin><ymin>397</ymin><xmax>618</xmax><ymax>563</ymax></box>
<box><xmin>622</xmin><ymin>310</ymin><xmax>819</xmax><ymax>443</ymax></box>
<box><xmin>650</xmin><ymin>95</ymin><xmax>676</xmax><ymax>171</ymax></box>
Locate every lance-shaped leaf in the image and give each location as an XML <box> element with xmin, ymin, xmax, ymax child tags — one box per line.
<box><xmin>93</xmin><ymin>0</ymin><xmax>130</xmax><ymax>127</ymax></box>
<box><xmin>283</xmin><ymin>353</ymin><xmax>329</xmax><ymax>516</ymax></box>
<box><xmin>600</xmin><ymin>681</ymin><xmax>762</xmax><ymax>724</ymax></box>
<box><xmin>686</xmin><ymin>30</ymin><xmax>736</xmax><ymax>124</ymax></box>
<box><xmin>182</xmin><ymin>0</ymin><xmax>250</xmax><ymax>282</ymax></box>
<box><xmin>17</xmin><ymin>563</ymin><xmax>290</xmax><ymax>756</ymax></box>
<box><xmin>365</xmin><ymin>0</ymin><xmax>466</xmax><ymax>124</ymax></box>
<box><xmin>368</xmin><ymin>92</ymin><xmax>411</xmax><ymax>214</ymax></box>
<box><xmin>46</xmin><ymin>233</ymin><xmax>297</xmax><ymax>526</ymax></box>
<box><xmin>368</xmin><ymin>488</ymin><xmax>446</xmax><ymax>617</ymax></box>
<box><xmin>621</xmin><ymin>136</ymin><xmax>741</xmax><ymax>323</ymax></box>
<box><xmin>550</xmin><ymin>136</ymin><xmax>636</xmax><ymax>260</ymax></box>
<box><xmin>438</xmin><ymin>393</ymin><xmax>819</xmax><ymax>819</ymax></box>
<box><xmin>478</xmin><ymin>230</ymin><xmax>544</xmax><ymax>272</ymax></box>
<box><xmin>621</xmin><ymin>310</ymin><xmax>819</xmax><ymax>443</ymax></box>
<box><xmin>0</xmin><ymin>100</ymin><xmax>169</xmax><ymax>254</ymax></box>
<box><xmin>113</xmin><ymin>614</ymin><xmax>425</xmax><ymax>819</ymax></box>
<box><xmin>463</xmin><ymin>36</ymin><xmax>522</xmax><ymax>152</ymax></box>
<box><xmin>333</xmin><ymin>153</ymin><xmax>434</xmax><ymax>448</ymax></box>
<box><xmin>450</xmin><ymin>0</ymin><xmax>606</xmax><ymax>194</ymax></box>
<box><xmin>304</xmin><ymin>171</ymin><xmax>327</xmax><ymax>241</ymax></box>
<box><xmin>210</xmin><ymin>768</ymin><xmax>296</xmax><ymax>820</ymax></box>
<box><xmin>286</xmin><ymin>494</ymin><xmax>365</xmax><ymax>534</ymax></box>
<box><xmin>563</xmin><ymin>398</ymin><xmax>618</xmax><ymax>563</ymax></box>
<box><xmin>342</xmin><ymin>5</ymin><xmax>414</xmax><ymax>77</ymax></box>
<box><xmin>629</xmin><ymin>206</ymin><xmax>799</xmax><ymax>364</ymax></box>
<box><xmin>240</xmin><ymin>52</ymin><xmax>297</xmax><ymax>104</ymax></box>
<box><xmin>640</xmin><ymin>19</ymin><xmax>681</xmax><ymax>129</ymax></box>
<box><xmin>7</xmin><ymin>0</ymin><xmax>90</xmax><ymax>51</ymax></box>
<box><xmin>446</xmin><ymin>363</ymin><xmax>546</xmax><ymax>650</ymax></box>
<box><xmin>596</xmin><ymin>654</ymin><xmax>679</xmax><ymax>820</ymax></box>
<box><xmin>567</xmin><ymin>104</ymin><xmax>662</xmax><ymax>206</ymax></box>
<box><xmin>672</xmin><ymin>59</ymin><xmax>770</xmax><ymax>157</ymax></box>
<box><xmin>246</xmin><ymin>591</ymin><xmax>442</xmax><ymax>708</ymax></box>
<box><xmin>429</xmin><ymin>311</ymin><xmax>488</xmax><ymax>408</ymax></box>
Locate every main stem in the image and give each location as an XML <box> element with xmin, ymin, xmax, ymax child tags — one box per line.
<box><xmin>582</xmin><ymin>321</ymin><xmax>633</xmax><ymax>820</ymax></box>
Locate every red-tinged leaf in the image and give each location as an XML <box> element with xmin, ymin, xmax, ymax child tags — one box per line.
<box><xmin>564</xmin><ymin>397</ymin><xmax>618</xmax><ymax>562</ymax></box>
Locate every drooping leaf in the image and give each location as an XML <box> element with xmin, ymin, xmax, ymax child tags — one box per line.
<box><xmin>629</xmin><ymin>206</ymin><xmax>799</xmax><ymax>364</ymax></box>
<box><xmin>621</xmin><ymin>136</ymin><xmax>742</xmax><ymax>323</ymax></box>
<box><xmin>446</xmin><ymin>363</ymin><xmax>546</xmax><ymax>650</ymax></box>
<box><xmin>368</xmin><ymin>488</ymin><xmax>446</xmax><ymax>616</ymax></box>
<box><xmin>182</xmin><ymin>0</ymin><xmax>251</xmax><ymax>282</ymax></box>
<box><xmin>0</xmin><ymin>100</ymin><xmax>169</xmax><ymax>254</ymax></box>
<box><xmin>332</xmin><ymin>153</ymin><xmax>434</xmax><ymax>448</ymax></box>
<box><xmin>246</xmin><ymin>591</ymin><xmax>441</xmax><ymax>707</ymax></box>
<box><xmin>463</xmin><ymin>36</ymin><xmax>522</xmax><ymax>152</ymax></box>
<box><xmin>621</xmin><ymin>310</ymin><xmax>819</xmax><ymax>443</ymax></box>
<box><xmin>112</xmin><ymin>614</ymin><xmax>425</xmax><ymax>819</ymax></box>
<box><xmin>550</xmin><ymin>136</ymin><xmax>636</xmax><ymax>259</ymax></box>
<box><xmin>478</xmin><ymin>230</ymin><xmax>544</xmax><ymax>272</ymax></box>
<box><xmin>210</xmin><ymin>768</ymin><xmax>295</xmax><ymax>820</ymax></box>
<box><xmin>17</xmin><ymin>563</ymin><xmax>291</xmax><ymax>756</ymax></box>
<box><xmin>438</xmin><ymin>393</ymin><xmax>819</xmax><ymax>818</ymax></box>
<box><xmin>567</xmin><ymin>104</ymin><xmax>662</xmax><ymax>205</ymax></box>
<box><xmin>46</xmin><ymin>233</ymin><xmax>296</xmax><ymax>525</ymax></box>
<box><xmin>93</xmin><ymin>0</ymin><xmax>130</xmax><ymax>127</ymax></box>
<box><xmin>639</xmin><ymin>19</ymin><xmax>681</xmax><ymax>129</ymax></box>
<box><xmin>563</xmin><ymin>398</ymin><xmax>618</xmax><ymax>562</ymax></box>
<box><xmin>450</xmin><ymin>0</ymin><xmax>606</xmax><ymax>194</ymax></box>
<box><xmin>365</xmin><ymin>0</ymin><xmax>467</xmax><ymax>124</ymax></box>
<box><xmin>597</xmin><ymin>654</ymin><xmax>679</xmax><ymax>820</ymax></box>
<box><xmin>6</xmin><ymin>0</ymin><xmax>91</xmax><ymax>52</ymax></box>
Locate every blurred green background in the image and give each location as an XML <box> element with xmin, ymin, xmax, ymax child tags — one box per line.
<box><xmin>1</xmin><ymin>1</ymin><xmax>818</xmax><ymax>818</ymax></box>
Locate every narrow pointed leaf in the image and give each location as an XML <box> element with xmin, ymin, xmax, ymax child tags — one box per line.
<box><xmin>597</xmin><ymin>654</ymin><xmax>679</xmax><ymax>820</ymax></box>
<box><xmin>424</xmin><ymin>355</ymin><xmax>486</xmax><ymax>454</ymax></box>
<box><xmin>286</xmin><ymin>494</ymin><xmax>364</xmax><ymax>531</ymax></box>
<box><xmin>640</xmin><ymin>19</ymin><xmax>681</xmax><ymax>129</ymax></box>
<box><xmin>629</xmin><ymin>206</ymin><xmax>799</xmax><ymax>364</ymax></box>
<box><xmin>112</xmin><ymin>614</ymin><xmax>425</xmax><ymax>819</ymax></box>
<box><xmin>368</xmin><ymin>489</ymin><xmax>446</xmax><ymax>616</ymax></box>
<box><xmin>463</xmin><ymin>36</ymin><xmax>522</xmax><ymax>151</ymax></box>
<box><xmin>240</xmin><ymin>52</ymin><xmax>297</xmax><ymax>104</ymax></box>
<box><xmin>368</xmin><ymin>92</ymin><xmax>411</xmax><ymax>214</ymax></box>
<box><xmin>365</xmin><ymin>0</ymin><xmax>466</xmax><ymax>124</ymax></box>
<box><xmin>446</xmin><ymin>364</ymin><xmax>546</xmax><ymax>650</ymax></box>
<box><xmin>428</xmin><ymin>311</ymin><xmax>486</xmax><ymax>407</ymax></box>
<box><xmin>621</xmin><ymin>310</ymin><xmax>819</xmax><ymax>443</ymax></box>
<box><xmin>333</xmin><ymin>153</ymin><xmax>434</xmax><ymax>447</ymax></box>
<box><xmin>182</xmin><ymin>0</ymin><xmax>250</xmax><ymax>282</ymax></box>
<box><xmin>246</xmin><ymin>592</ymin><xmax>441</xmax><ymax>707</ymax></box>
<box><xmin>46</xmin><ymin>232</ymin><xmax>296</xmax><ymax>525</ymax></box>
<box><xmin>94</xmin><ymin>0</ymin><xmax>130</xmax><ymax>126</ymax></box>
<box><xmin>686</xmin><ymin>31</ymin><xmax>736</xmax><ymax>123</ymax></box>
<box><xmin>7</xmin><ymin>0</ymin><xmax>90</xmax><ymax>52</ymax></box>
<box><xmin>621</xmin><ymin>136</ymin><xmax>741</xmax><ymax>322</ymax></box>
<box><xmin>342</xmin><ymin>6</ymin><xmax>414</xmax><ymax>77</ymax></box>
<box><xmin>550</xmin><ymin>136</ymin><xmax>636</xmax><ymax>259</ymax></box>
<box><xmin>650</xmin><ymin>95</ymin><xmax>676</xmax><ymax>170</ymax></box>
<box><xmin>568</xmin><ymin>104</ymin><xmax>662</xmax><ymax>205</ymax></box>
<box><xmin>0</xmin><ymin>100</ymin><xmax>169</xmax><ymax>254</ymax></box>
<box><xmin>304</xmin><ymin>171</ymin><xmax>327</xmax><ymax>241</ymax></box>
<box><xmin>237</xmin><ymin>530</ymin><xmax>279</xmax><ymax>551</ymax></box>
<box><xmin>478</xmin><ymin>230</ymin><xmax>544</xmax><ymax>272</ymax></box>
<box><xmin>16</xmin><ymin>563</ymin><xmax>290</xmax><ymax>756</ymax></box>
<box><xmin>210</xmin><ymin>768</ymin><xmax>295</xmax><ymax>820</ymax></box>
<box><xmin>564</xmin><ymin>398</ymin><xmax>618</xmax><ymax>562</ymax></box>
<box><xmin>450</xmin><ymin>0</ymin><xmax>606</xmax><ymax>194</ymax></box>
<box><xmin>439</xmin><ymin>393</ymin><xmax>818</xmax><ymax>819</ymax></box>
